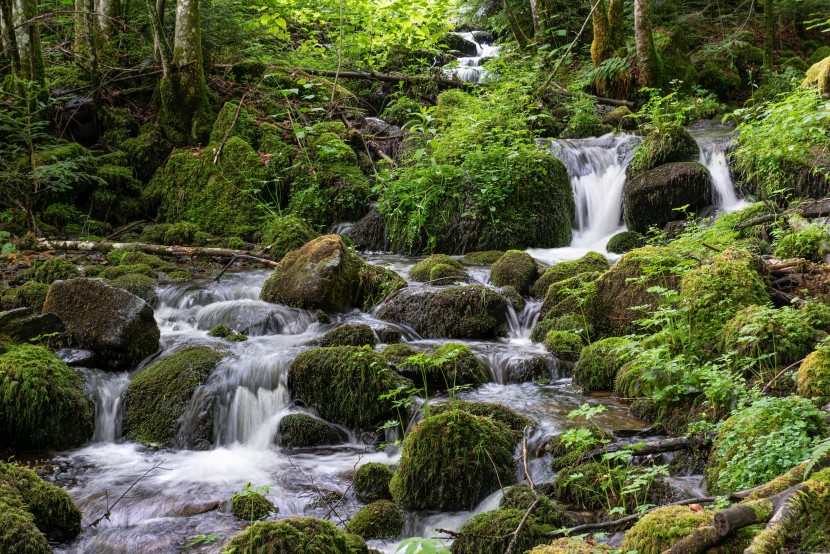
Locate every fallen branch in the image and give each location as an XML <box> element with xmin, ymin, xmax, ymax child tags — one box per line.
<box><xmin>295</xmin><ymin>67</ymin><xmax>469</xmax><ymax>88</ymax></box>
<box><xmin>547</xmin><ymin>81</ymin><xmax>636</xmax><ymax>108</ymax></box>
<box><xmin>87</xmin><ymin>460</ymin><xmax>168</xmax><ymax>528</ymax></box>
<box><xmin>578</xmin><ymin>437</ymin><xmax>692</xmax><ymax>464</ymax></box>
<box><xmin>213</xmin><ymin>91</ymin><xmax>250</xmax><ymax>164</ymax></box>
<box><xmin>106</xmin><ymin>220</ymin><xmax>148</xmax><ymax>241</ymax></box>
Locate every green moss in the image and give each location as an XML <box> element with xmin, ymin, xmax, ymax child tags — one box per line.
<box><xmin>808</xmin><ymin>46</ymin><xmax>830</xmax><ymax>66</ymax></box>
<box><xmin>621</xmin><ymin>505</ymin><xmax>711</xmax><ymax>554</ymax></box>
<box><xmin>345</xmin><ymin>500</ymin><xmax>402</xmax><ymax>539</ymax></box>
<box><xmin>381</xmin><ymin>343</ymin><xmax>418</xmax><ymax>366</ymax></box>
<box><xmin>0</xmin><ymin>281</ymin><xmax>49</xmax><ymax>313</ymax></box>
<box><xmin>353</xmin><ymin>463</ymin><xmax>394</xmax><ymax>503</ymax></box>
<box><xmin>208</xmin><ymin>324</ymin><xmax>248</xmax><ymax>342</ymax></box>
<box><xmin>32</xmin><ymin>257</ymin><xmax>79</xmax><ymax>284</ymax></box>
<box><xmin>720</xmin><ymin>305</ymin><xmax>816</xmax><ymax>375</ymax></box>
<box><xmin>543</xmin><ymin>331</ymin><xmax>583</xmax><ymax>362</ymax></box>
<box><xmin>389</xmin><ymin>409</ymin><xmax>516</xmax><ymax>510</ymax></box>
<box><xmin>541</xmin><ymin>272</ymin><xmax>602</xmax><ymax>315</ymax></box>
<box><xmin>452</xmin><ymin>508</ymin><xmax>546</xmax><ymax>554</ymax></box>
<box><xmin>572</xmin><ymin>337</ymin><xmax>635</xmax><ymax>392</ymax></box>
<box><xmin>318</xmin><ymin>324</ymin><xmax>376</xmax><ymax>348</ymax></box>
<box><xmin>0</xmin><ymin>345</ymin><xmax>94</xmax><ymax>450</ymax></box>
<box><xmin>0</xmin><ymin>481</ymin><xmax>50</xmax><ymax>554</ymax></box>
<box><xmin>499</xmin><ymin>484</ymin><xmax>566</xmax><ymax>527</ymax></box>
<box><xmin>122</xmin><ymin>346</ymin><xmax>225</xmax><ymax>447</ymax></box>
<box><xmin>231</xmin><ymin>490</ymin><xmax>275</xmax><ymax>521</ymax></box>
<box><xmin>164</xmin><ymin>268</ymin><xmax>193</xmax><ymax>282</ymax></box>
<box><xmin>287</xmin><ymin>346</ymin><xmax>410</xmax><ymax>429</ymax></box>
<box><xmin>627</xmin><ymin>126</ymin><xmax>700</xmax><ymax>178</ymax></box>
<box><xmin>101</xmin><ymin>263</ymin><xmax>155</xmax><ymax>280</ymax></box>
<box><xmin>798</xmin><ymin>346</ymin><xmax>830</xmax><ymax>402</ymax></box>
<box><xmin>397</xmin><ymin>343</ymin><xmax>489</xmax><ymax>390</ymax></box>
<box><xmin>410</xmin><ymin>254</ymin><xmax>465</xmax><ymax>282</ymax></box>
<box><xmin>501</xmin><ymin>285</ymin><xmax>526</xmax><ymax>312</ymax></box>
<box><xmin>531</xmin><ymin>314</ymin><xmax>591</xmax><ymax>344</ymax></box>
<box><xmin>528</xmin><ymin>538</ymin><xmax>612</xmax><ymax>553</ymax></box>
<box><xmin>606</xmin><ymin>231</ymin><xmax>646</xmax><ymax>254</ymax></box>
<box><xmin>429</xmin><ymin>400</ymin><xmax>532</xmax><ymax>435</ymax></box>
<box><xmin>278</xmin><ymin>414</ymin><xmax>340</xmax><ymax>448</ymax></box>
<box><xmin>461</xmin><ymin>251</ymin><xmax>505</xmax><ymax>265</ymax></box>
<box><xmin>230</xmin><ymin>58</ymin><xmax>268</xmax><ymax>82</ymax></box>
<box><xmin>109</xmin><ymin>273</ymin><xmax>158</xmax><ymax>305</ymax></box>
<box><xmin>490</xmin><ymin>250</ymin><xmax>538</xmax><ymax>294</ymax></box>
<box><xmin>261</xmin><ymin>215</ymin><xmax>319</xmax><ymax>261</ymax></box>
<box><xmin>801</xmin><ymin>301</ymin><xmax>830</xmax><ymax>333</ymax></box>
<box><xmin>774</xmin><ymin>222</ymin><xmax>830</xmax><ymax>262</ymax></box>
<box><xmin>357</xmin><ymin>263</ymin><xmax>407</xmax><ymax>311</ymax></box>
<box><xmin>119</xmin><ymin>251</ymin><xmax>168</xmax><ymax>268</ymax></box>
<box><xmin>429</xmin><ymin>263</ymin><xmax>466</xmax><ymax>283</ymax></box>
<box><xmin>224</xmin><ymin>516</ymin><xmax>367</xmax><ymax>553</ymax></box>
<box><xmin>532</xmin><ymin>252</ymin><xmax>609</xmax><ymax>298</ymax></box>
<box><xmin>121</xmin><ymin>124</ymin><xmax>171</xmax><ymax>183</ymax></box>
<box><xmin>209</xmin><ymin>101</ymin><xmax>258</xmax><ymax>147</ymax></box>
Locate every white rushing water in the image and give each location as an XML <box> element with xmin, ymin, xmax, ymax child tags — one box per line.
<box><xmin>691</xmin><ymin>127</ymin><xmax>747</xmax><ymax>213</ymax></box>
<box><xmin>443</xmin><ymin>32</ymin><xmax>501</xmax><ymax>84</ymax></box>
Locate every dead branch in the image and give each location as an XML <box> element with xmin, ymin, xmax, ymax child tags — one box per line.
<box><xmin>87</xmin><ymin>460</ymin><xmax>168</xmax><ymax>528</ymax></box>
<box><xmin>547</xmin><ymin>81</ymin><xmax>636</xmax><ymax>108</ymax></box>
<box><xmin>577</xmin><ymin>437</ymin><xmax>692</xmax><ymax>464</ymax></box>
<box><xmin>213</xmin><ymin>91</ymin><xmax>250</xmax><ymax>164</ymax></box>
<box><xmin>106</xmin><ymin>220</ymin><xmax>148</xmax><ymax>241</ymax></box>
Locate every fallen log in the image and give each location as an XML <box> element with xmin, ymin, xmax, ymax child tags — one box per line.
<box><xmin>547</xmin><ymin>81</ymin><xmax>636</xmax><ymax>109</ymax></box>
<box><xmin>37</xmin><ymin>240</ymin><xmax>279</xmax><ymax>267</ymax></box>
<box><xmin>577</xmin><ymin>437</ymin><xmax>692</xmax><ymax>464</ymax></box>
<box><xmin>294</xmin><ymin>67</ymin><xmax>469</xmax><ymax>88</ymax></box>
<box><xmin>735</xmin><ymin>197</ymin><xmax>830</xmax><ymax>230</ymax></box>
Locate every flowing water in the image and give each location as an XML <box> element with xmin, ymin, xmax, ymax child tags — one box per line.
<box><xmin>443</xmin><ymin>32</ymin><xmax>501</xmax><ymax>84</ymax></box>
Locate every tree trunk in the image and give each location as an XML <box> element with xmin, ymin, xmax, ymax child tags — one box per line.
<box><xmin>764</xmin><ymin>0</ymin><xmax>774</xmax><ymax>67</ymax></box>
<box><xmin>96</xmin><ymin>0</ymin><xmax>117</xmax><ymax>35</ymax></box>
<box><xmin>159</xmin><ymin>0</ymin><xmax>212</xmax><ymax>143</ymax></box>
<box><xmin>12</xmin><ymin>0</ymin><xmax>44</xmax><ymax>82</ymax></box>
<box><xmin>0</xmin><ymin>0</ymin><xmax>20</xmax><ymax>73</ymax></box>
<box><xmin>529</xmin><ymin>0</ymin><xmax>543</xmax><ymax>39</ymax></box>
<box><xmin>502</xmin><ymin>0</ymin><xmax>529</xmax><ymax>50</ymax></box>
<box><xmin>635</xmin><ymin>0</ymin><xmax>660</xmax><ymax>87</ymax></box>
<box><xmin>589</xmin><ymin>0</ymin><xmax>611</xmax><ymax>67</ymax></box>
<box><xmin>147</xmin><ymin>0</ymin><xmax>170</xmax><ymax>75</ymax></box>
<box><xmin>607</xmin><ymin>0</ymin><xmax>624</xmax><ymax>51</ymax></box>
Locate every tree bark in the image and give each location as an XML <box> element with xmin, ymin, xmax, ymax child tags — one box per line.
<box><xmin>589</xmin><ymin>0</ymin><xmax>611</xmax><ymax>68</ymax></box>
<box><xmin>502</xmin><ymin>0</ymin><xmax>529</xmax><ymax>50</ymax></box>
<box><xmin>96</xmin><ymin>0</ymin><xmax>116</xmax><ymax>35</ymax></box>
<box><xmin>12</xmin><ymin>0</ymin><xmax>44</xmax><ymax>82</ymax></box>
<box><xmin>763</xmin><ymin>0</ymin><xmax>774</xmax><ymax>67</ymax></box>
<box><xmin>0</xmin><ymin>0</ymin><xmax>20</xmax><ymax>73</ymax></box>
<box><xmin>635</xmin><ymin>0</ymin><xmax>660</xmax><ymax>87</ymax></box>
<box><xmin>529</xmin><ymin>0</ymin><xmax>543</xmax><ymax>39</ymax></box>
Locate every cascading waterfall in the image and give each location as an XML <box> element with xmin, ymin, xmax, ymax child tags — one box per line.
<box><xmin>83</xmin><ymin>369</ymin><xmax>130</xmax><ymax>442</ymax></box>
<box><xmin>691</xmin><ymin>127</ymin><xmax>746</xmax><ymax>213</ymax></box>
<box><xmin>443</xmin><ymin>32</ymin><xmax>501</xmax><ymax>84</ymax></box>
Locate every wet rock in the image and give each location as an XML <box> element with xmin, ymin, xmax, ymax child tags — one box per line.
<box><xmin>224</xmin><ymin>516</ymin><xmax>368</xmax><ymax>553</ymax></box>
<box><xmin>490</xmin><ymin>250</ymin><xmax>538</xmax><ymax>294</ymax></box>
<box><xmin>623</xmin><ymin>162</ymin><xmax>713</xmax><ymax>234</ymax></box>
<box><xmin>409</xmin><ymin>254</ymin><xmax>466</xmax><ymax>283</ymax></box>
<box><xmin>277</xmin><ymin>414</ymin><xmax>343</xmax><ymax>448</ymax></box>
<box><xmin>347</xmin><ymin>208</ymin><xmax>389</xmax><ymax>252</ymax></box>
<box><xmin>56</xmin><ymin>348</ymin><xmax>96</xmax><ymax>367</ymax></box>
<box><xmin>42</xmin><ymin>278</ymin><xmax>160</xmax><ymax>368</ymax></box>
<box><xmin>394</xmin><ymin>343</ymin><xmax>488</xmax><ymax>389</ymax></box>
<box><xmin>377</xmin><ymin>285</ymin><xmax>508</xmax><ymax>339</ymax></box>
<box><xmin>506</xmin><ymin>355</ymin><xmax>554</xmax><ymax>383</ymax></box>
<box><xmin>354</xmin><ymin>462</ymin><xmax>394</xmax><ymax>503</ymax></box>
<box><xmin>441</xmin><ymin>33</ymin><xmax>479</xmax><ymax>57</ymax></box>
<box><xmin>318</xmin><ymin>323</ymin><xmax>377</xmax><ymax>348</ymax></box>
<box><xmin>606</xmin><ymin>231</ymin><xmax>646</xmax><ymax>254</ymax></box>
<box><xmin>0</xmin><ymin>308</ymin><xmax>64</xmax><ymax>344</ymax></box>
<box><xmin>346</xmin><ymin>500</ymin><xmax>402</xmax><ymax>540</ymax></box>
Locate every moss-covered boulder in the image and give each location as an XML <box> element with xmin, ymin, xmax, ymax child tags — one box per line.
<box><xmin>287</xmin><ymin>346</ymin><xmax>410</xmax><ymax>429</ymax></box>
<box><xmin>541</xmin><ymin>271</ymin><xmax>602</xmax><ymax>315</ymax></box>
<box><xmin>531</xmin><ymin>313</ymin><xmax>592</xmax><ymax>344</ymax></box>
<box><xmin>376</xmin><ymin>285</ymin><xmax>508</xmax><ymax>339</ymax></box>
<box><xmin>680</xmin><ymin>247</ymin><xmax>770</xmax><ymax>343</ymax></box>
<box><xmin>626</xmin><ymin>126</ymin><xmax>700</xmax><ymax>178</ymax></box>
<box><xmin>101</xmin><ymin>263</ymin><xmax>155</xmax><ymax>280</ymax></box>
<box><xmin>381</xmin><ymin>343</ymin><xmax>418</xmax><ymax>366</ymax></box>
<box><xmin>532</xmin><ymin>252</ymin><xmax>609</xmax><ymax>298</ymax></box>
<box><xmin>260</xmin><ymin>214</ymin><xmax>320</xmax><ymax>262</ymax></box>
<box><xmin>543</xmin><ymin>330</ymin><xmax>583</xmax><ymax>362</ymax></box>
<box><xmin>623</xmin><ymin>163</ymin><xmax>713</xmax><ymax>234</ymax></box>
<box><xmin>346</xmin><ymin>500</ymin><xmax>403</xmax><ymax>540</ymax></box>
<box><xmin>318</xmin><ymin>324</ymin><xmax>377</xmax><ymax>348</ymax></box>
<box><xmin>606</xmin><ymin>231</ymin><xmax>646</xmax><ymax>254</ymax></box>
<box><xmin>43</xmin><ymin>278</ymin><xmax>160</xmax><ymax>367</ymax></box>
<box><xmin>500</xmin><ymin>484</ymin><xmax>566</xmax><ymax>527</ymax></box>
<box><xmin>602</xmin><ymin>106</ymin><xmax>634</xmax><ymax>128</ymax></box>
<box><xmin>109</xmin><ymin>273</ymin><xmax>158</xmax><ymax>305</ymax></box>
<box><xmin>260</xmin><ymin>235</ymin><xmax>405</xmax><ymax>313</ymax></box>
<box><xmin>0</xmin><ymin>345</ymin><xmax>94</xmax><ymax>450</ymax></box>
<box><xmin>277</xmin><ymin>414</ymin><xmax>342</xmax><ymax>448</ymax></box>
<box><xmin>451</xmin><ymin>508</ymin><xmax>546</xmax><ymax>554</ymax></box>
<box><xmin>230</xmin><ymin>58</ymin><xmax>268</xmax><ymax>82</ymax></box>
<box><xmin>528</xmin><ymin>538</ymin><xmax>613</xmax><ymax>553</ymax></box>
<box><xmin>224</xmin><ymin>516</ymin><xmax>368</xmax><ymax>553</ymax></box>
<box><xmin>798</xmin><ymin>346</ymin><xmax>830</xmax><ymax>402</ymax></box>
<box><xmin>461</xmin><ymin>251</ymin><xmax>505</xmax><ymax>265</ymax></box>
<box><xmin>231</xmin><ymin>490</ymin><xmax>275</xmax><ymax>521</ymax></box>
<box><xmin>409</xmin><ymin>254</ymin><xmax>466</xmax><ymax>282</ymax></box>
<box><xmin>621</xmin><ymin>505</ymin><xmax>711</xmax><ymax>554</ymax></box>
<box><xmin>0</xmin><ymin>481</ymin><xmax>50</xmax><ymax>554</ymax></box>
<box><xmin>394</xmin><ymin>343</ymin><xmax>488</xmax><ymax>389</ymax></box>
<box><xmin>208</xmin><ymin>324</ymin><xmax>248</xmax><ymax>342</ymax></box>
<box><xmin>32</xmin><ymin>257</ymin><xmax>79</xmax><ymax>284</ymax></box>
<box><xmin>706</xmin><ymin>396</ymin><xmax>826</xmax><ymax>495</ymax></box>
<box><xmin>390</xmin><ymin>409</ymin><xmax>516</xmax><ymax>510</ymax></box>
<box><xmin>122</xmin><ymin>346</ymin><xmax>225</xmax><ymax>447</ymax></box>
<box><xmin>0</xmin><ymin>281</ymin><xmax>49</xmax><ymax>313</ymax></box>
<box><xmin>490</xmin><ymin>250</ymin><xmax>538</xmax><ymax>294</ymax></box>
<box><xmin>429</xmin><ymin>400</ymin><xmax>532</xmax><ymax>436</ymax></box>
<box><xmin>353</xmin><ymin>462</ymin><xmax>394</xmax><ymax>503</ymax></box>
<box><xmin>0</xmin><ymin>461</ymin><xmax>83</xmax><ymax>542</ymax></box>
<box><xmin>0</xmin><ymin>308</ymin><xmax>64</xmax><ymax>345</ymax></box>
<box><xmin>574</xmin><ymin>337</ymin><xmax>636</xmax><ymax>392</ymax></box>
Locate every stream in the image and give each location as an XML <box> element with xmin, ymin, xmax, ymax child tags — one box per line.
<box><xmin>46</xmin><ymin>126</ymin><xmax>740</xmax><ymax>554</ymax></box>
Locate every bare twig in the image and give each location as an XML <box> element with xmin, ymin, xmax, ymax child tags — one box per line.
<box><xmin>287</xmin><ymin>455</ymin><xmax>348</xmax><ymax>526</ymax></box>
<box><xmin>213</xmin><ymin>91</ymin><xmax>250</xmax><ymax>164</ymax></box>
<box><xmin>87</xmin><ymin>460</ymin><xmax>168</xmax><ymax>528</ymax></box>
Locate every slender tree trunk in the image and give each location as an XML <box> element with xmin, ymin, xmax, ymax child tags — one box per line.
<box><xmin>635</xmin><ymin>0</ymin><xmax>660</xmax><ymax>87</ymax></box>
<box><xmin>764</xmin><ymin>0</ymin><xmax>774</xmax><ymax>67</ymax></box>
<box><xmin>589</xmin><ymin>0</ymin><xmax>611</xmax><ymax>67</ymax></box>
<box><xmin>0</xmin><ymin>0</ymin><xmax>20</xmax><ymax>73</ymax></box>
<box><xmin>96</xmin><ymin>0</ymin><xmax>116</xmax><ymax>35</ymax></box>
<box><xmin>12</xmin><ymin>0</ymin><xmax>44</xmax><ymax>82</ymax></box>
<box><xmin>83</xmin><ymin>0</ymin><xmax>98</xmax><ymax>81</ymax></box>
<box><xmin>147</xmin><ymin>0</ymin><xmax>170</xmax><ymax>75</ymax></box>
<box><xmin>502</xmin><ymin>0</ymin><xmax>528</xmax><ymax>50</ymax></box>
<box><xmin>607</xmin><ymin>0</ymin><xmax>624</xmax><ymax>51</ymax></box>
<box><xmin>529</xmin><ymin>0</ymin><xmax>542</xmax><ymax>39</ymax></box>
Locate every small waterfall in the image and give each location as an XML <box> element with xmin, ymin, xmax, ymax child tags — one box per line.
<box><xmin>83</xmin><ymin>369</ymin><xmax>131</xmax><ymax>442</ymax></box>
<box><xmin>443</xmin><ymin>32</ymin><xmax>501</xmax><ymax>84</ymax></box>
<box><xmin>506</xmin><ymin>299</ymin><xmax>542</xmax><ymax>342</ymax></box>
<box><xmin>691</xmin><ymin>128</ymin><xmax>746</xmax><ymax>213</ymax></box>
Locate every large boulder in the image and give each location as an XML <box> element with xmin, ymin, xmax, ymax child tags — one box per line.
<box><xmin>277</xmin><ymin>414</ymin><xmax>342</xmax><ymax>448</ymax></box>
<box><xmin>626</xmin><ymin>126</ymin><xmax>700</xmax><ymax>178</ymax></box>
<box><xmin>42</xmin><ymin>278</ymin><xmax>160</xmax><ymax>367</ymax></box>
<box><xmin>122</xmin><ymin>346</ymin><xmax>226</xmax><ymax>448</ymax></box>
<box><xmin>376</xmin><ymin>285</ymin><xmax>509</xmax><ymax>339</ymax></box>
<box><xmin>394</xmin><ymin>343</ymin><xmax>489</xmax><ymax>389</ymax></box>
<box><xmin>623</xmin><ymin>162</ymin><xmax>713</xmax><ymax>234</ymax></box>
<box><xmin>260</xmin><ymin>235</ymin><xmax>405</xmax><ymax>313</ymax></box>
<box><xmin>0</xmin><ymin>345</ymin><xmax>94</xmax><ymax>450</ymax></box>
<box><xmin>490</xmin><ymin>250</ymin><xmax>538</xmax><ymax>294</ymax></box>
<box><xmin>287</xmin><ymin>346</ymin><xmax>411</xmax><ymax>429</ymax></box>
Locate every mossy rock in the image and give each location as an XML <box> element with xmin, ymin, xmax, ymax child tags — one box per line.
<box><xmin>543</xmin><ymin>330</ymin><xmax>583</xmax><ymax>363</ymax></box>
<box><xmin>499</xmin><ymin>484</ymin><xmax>566</xmax><ymax>527</ymax></box>
<box><xmin>102</xmin><ymin>263</ymin><xmax>155</xmax><ymax>280</ymax></box>
<box><xmin>277</xmin><ymin>414</ymin><xmax>341</xmax><ymax>448</ymax></box>
<box><xmin>547</xmin><ymin>428</ymin><xmax>614</xmax><ymax>472</ymax></box>
<box><xmin>109</xmin><ymin>273</ymin><xmax>158</xmax><ymax>305</ymax></box>
<box><xmin>429</xmin><ymin>400</ymin><xmax>532</xmax><ymax>436</ymax></box>
<box><xmin>451</xmin><ymin>508</ymin><xmax>546</xmax><ymax>554</ymax></box>
<box><xmin>606</xmin><ymin>231</ymin><xmax>646</xmax><ymax>254</ymax></box>
<box><xmin>429</xmin><ymin>263</ymin><xmax>466</xmax><ymax>283</ymax></box>
<box><xmin>461</xmin><ymin>251</ymin><xmax>505</xmax><ymax>265</ymax></box>
<box><xmin>0</xmin><ymin>281</ymin><xmax>49</xmax><ymax>313</ymax></box>
<box><xmin>43</xmin><ymin>278</ymin><xmax>160</xmax><ymax>367</ymax></box>
<box><xmin>798</xmin><ymin>346</ymin><xmax>830</xmax><ymax>402</ymax></box>
<box><xmin>208</xmin><ymin>324</ymin><xmax>248</xmax><ymax>342</ymax></box>
<box><xmin>224</xmin><ymin>516</ymin><xmax>368</xmax><ymax>553</ymax></box>
<box><xmin>532</xmin><ymin>252</ymin><xmax>609</xmax><ymax>298</ymax></box>
<box><xmin>287</xmin><ymin>346</ymin><xmax>410</xmax><ymax>429</ymax></box>
<box><xmin>626</xmin><ymin>126</ymin><xmax>700</xmax><ymax>178</ymax></box>
<box><xmin>118</xmin><ymin>251</ymin><xmax>169</xmax><ymax>268</ymax></box>
<box><xmin>395</xmin><ymin>343</ymin><xmax>488</xmax><ymax>390</ymax></box>
<box><xmin>528</xmin><ymin>538</ymin><xmax>613</xmax><ymax>553</ymax></box>
<box><xmin>377</xmin><ymin>285</ymin><xmax>508</xmax><ymax>339</ymax></box>
<box><xmin>0</xmin><ymin>481</ymin><xmax>50</xmax><ymax>554</ymax></box>
<box><xmin>602</xmin><ymin>106</ymin><xmax>634</xmax><ymax>128</ymax></box>
<box><xmin>231</xmin><ymin>58</ymin><xmax>268</xmax><ymax>82</ymax></box>
<box><xmin>720</xmin><ymin>305</ymin><xmax>816</xmax><ymax>375</ymax></box>
<box><xmin>781</xmin><ymin>56</ymin><xmax>809</xmax><ymax>72</ymax></box>
<box><xmin>122</xmin><ymin>346</ymin><xmax>225</xmax><ymax>447</ymax></box>
<box><xmin>621</xmin><ymin>505</ymin><xmax>712</xmax><ymax>554</ymax></box>
<box><xmin>490</xmin><ymin>250</ymin><xmax>538</xmax><ymax>294</ymax></box>
<box><xmin>390</xmin><ymin>409</ymin><xmax>516</xmax><ymax>510</ymax></box>
<box><xmin>410</xmin><ymin>254</ymin><xmax>465</xmax><ymax>282</ymax></box>
<box><xmin>623</xmin><ymin>162</ymin><xmax>713</xmax><ymax>234</ymax></box>
<box><xmin>573</xmin><ymin>337</ymin><xmax>636</xmax><ymax>392</ymax></box>
<box><xmin>353</xmin><ymin>462</ymin><xmax>394</xmax><ymax>503</ymax></box>
<box><xmin>231</xmin><ymin>490</ymin><xmax>276</xmax><ymax>521</ymax></box>
<box><xmin>260</xmin><ymin>214</ymin><xmax>320</xmax><ymax>262</ymax></box>
<box><xmin>808</xmin><ymin>46</ymin><xmax>830</xmax><ymax>66</ymax></box>
<box><xmin>318</xmin><ymin>324</ymin><xmax>377</xmax><ymax>348</ymax></box>
<box><xmin>0</xmin><ymin>461</ymin><xmax>82</xmax><ymax>542</ymax></box>
<box><xmin>347</xmin><ymin>208</ymin><xmax>389</xmax><ymax>252</ymax></box>
<box><xmin>531</xmin><ymin>314</ymin><xmax>591</xmax><ymax>344</ymax></box>
<box><xmin>680</xmin><ymin>247</ymin><xmax>770</xmax><ymax>344</ymax></box>
<box><xmin>346</xmin><ymin>500</ymin><xmax>402</xmax><ymax>540</ymax></box>
<box><xmin>32</xmin><ymin>257</ymin><xmax>79</xmax><ymax>284</ymax></box>
<box><xmin>0</xmin><ymin>345</ymin><xmax>94</xmax><ymax>450</ymax></box>
<box><xmin>121</xmin><ymin>124</ymin><xmax>172</xmax><ymax>182</ymax></box>
<box><xmin>381</xmin><ymin>343</ymin><xmax>418</xmax><ymax>366</ymax></box>
<box><xmin>541</xmin><ymin>272</ymin><xmax>602</xmax><ymax>316</ymax></box>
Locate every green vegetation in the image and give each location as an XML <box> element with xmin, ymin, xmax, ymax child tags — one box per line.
<box><xmin>277</xmin><ymin>414</ymin><xmax>340</xmax><ymax>448</ymax></box>
<box><xmin>395</xmin><ymin>343</ymin><xmax>489</xmax><ymax>390</ymax></box>
<box><xmin>353</xmin><ymin>463</ymin><xmax>394</xmax><ymax>503</ymax></box>
<box><xmin>231</xmin><ymin>485</ymin><xmax>276</xmax><ymax>521</ymax></box>
<box><xmin>224</xmin><ymin>516</ymin><xmax>367</xmax><ymax>553</ymax></box>
<box><xmin>345</xmin><ymin>500</ymin><xmax>403</xmax><ymax>539</ymax></box>
<box><xmin>532</xmin><ymin>252</ymin><xmax>609</xmax><ymax>298</ymax></box>
<box><xmin>573</xmin><ymin>337</ymin><xmax>635</xmax><ymax>392</ymax></box>
<box><xmin>318</xmin><ymin>324</ymin><xmax>377</xmax><ymax>347</ymax></box>
<box><xmin>490</xmin><ymin>250</ymin><xmax>538</xmax><ymax>294</ymax></box>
